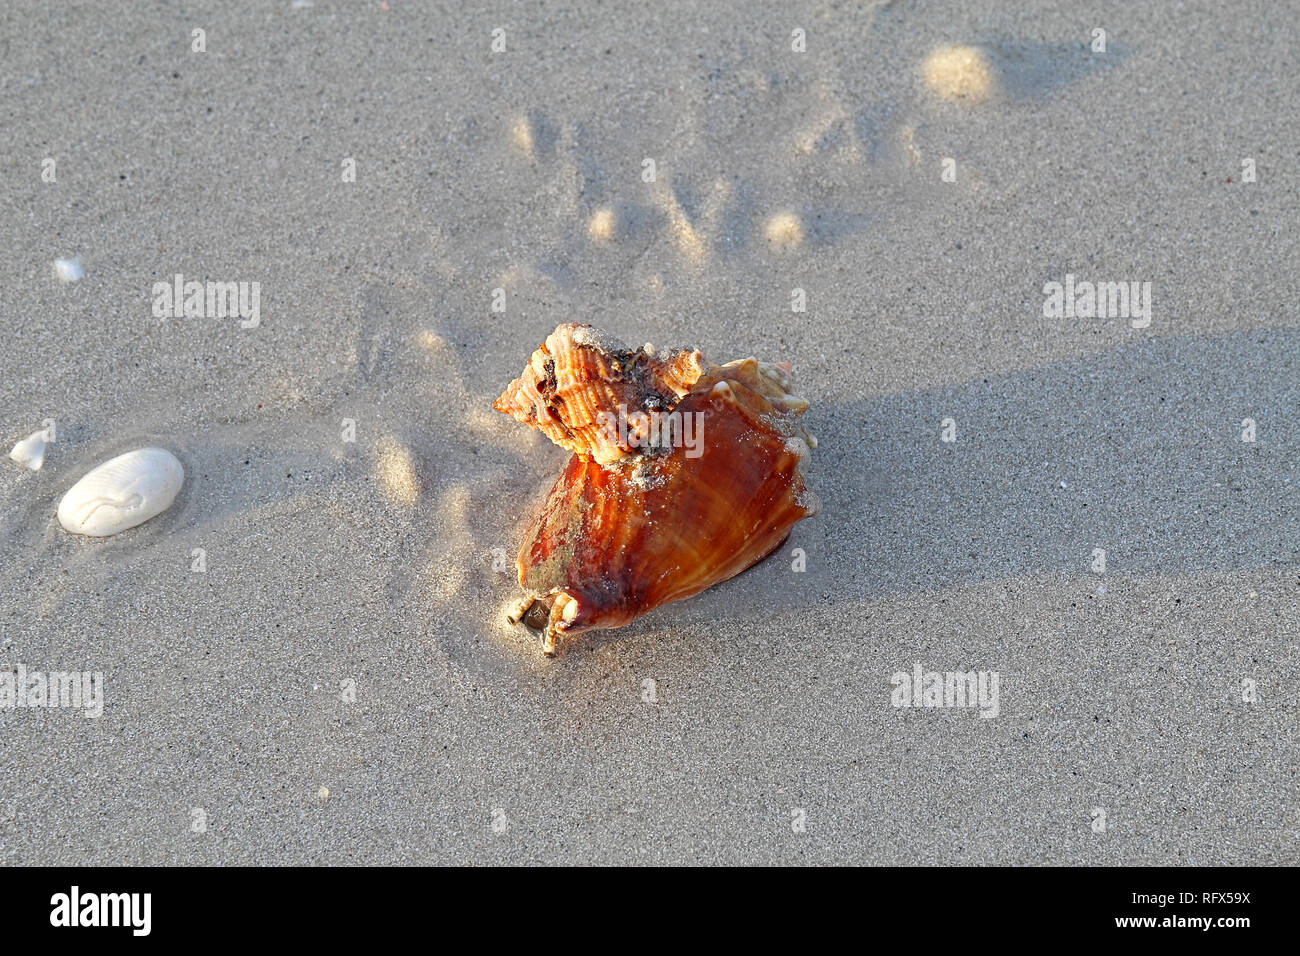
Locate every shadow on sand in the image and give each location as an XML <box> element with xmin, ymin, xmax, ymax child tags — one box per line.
<box><xmin>569</xmin><ymin>327</ymin><xmax>1297</xmax><ymax>649</ymax></box>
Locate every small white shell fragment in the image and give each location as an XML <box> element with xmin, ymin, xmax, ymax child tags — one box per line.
<box><xmin>8</xmin><ymin>431</ymin><xmax>48</xmax><ymax>471</ymax></box>
<box><xmin>57</xmin><ymin>447</ymin><xmax>184</xmax><ymax>537</ymax></box>
<box><xmin>52</xmin><ymin>258</ymin><xmax>84</xmax><ymax>282</ymax></box>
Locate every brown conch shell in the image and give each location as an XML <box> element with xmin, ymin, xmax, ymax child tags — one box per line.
<box><xmin>496</xmin><ymin>323</ymin><xmax>819</xmax><ymax>655</ymax></box>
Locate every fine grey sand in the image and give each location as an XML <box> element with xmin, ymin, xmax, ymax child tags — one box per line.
<box><xmin>1</xmin><ymin>0</ymin><xmax>1296</xmax><ymax>865</ymax></box>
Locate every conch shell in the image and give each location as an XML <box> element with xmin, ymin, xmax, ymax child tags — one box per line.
<box><xmin>496</xmin><ymin>323</ymin><xmax>818</xmax><ymax>655</ymax></box>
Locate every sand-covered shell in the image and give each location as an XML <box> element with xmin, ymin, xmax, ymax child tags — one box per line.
<box><xmin>57</xmin><ymin>447</ymin><xmax>184</xmax><ymax>537</ymax></box>
<box><xmin>493</xmin><ymin>323</ymin><xmax>711</xmax><ymax>465</ymax></box>
<box><xmin>497</xmin><ymin>324</ymin><xmax>818</xmax><ymax>655</ymax></box>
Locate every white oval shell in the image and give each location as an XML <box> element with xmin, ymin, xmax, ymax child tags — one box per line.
<box><xmin>57</xmin><ymin>447</ymin><xmax>184</xmax><ymax>537</ymax></box>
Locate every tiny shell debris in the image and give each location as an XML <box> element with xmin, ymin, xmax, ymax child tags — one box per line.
<box><xmin>52</xmin><ymin>258</ymin><xmax>84</xmax><ymax>282</ymax></box>
<box><xmin>57</xmin><ymin>447</ymin><xmax>184</xmax><ymax>537</ymax></box>
<box><xmin>8</xmin><ymin>431</ymin><xmax>48</xmax><ymax>471</ymax></box>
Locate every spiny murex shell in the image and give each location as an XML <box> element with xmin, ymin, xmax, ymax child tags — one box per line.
<box><xmin>57</xmin><ymin>447</ymin><xmax>184</xmax><ymax>537</ymax></box>
<box><xmin>495</xmin><ymin>323</ymin><xmax>819</xmax><ymax>655</ymax></box>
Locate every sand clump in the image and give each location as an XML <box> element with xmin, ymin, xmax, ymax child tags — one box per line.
<box><xmin>587</xmin><ymin>206</ymin><xmax>616</xmax><ymax>241</ymax></box>
<box><xmin>764</xmin><ymin>212</ymin><xmax>804</xmax><ymax>249</ymax></box>
<box><xmin>922</xmin><ymin>44</ymin><xmax>996</xmax><ymax>104</ymax></box>
<box><xmin>415</xmin><ymin>329</ymin><xmax>449</xmax><ymax>355</ymax></box>
<box><xmin>510</xmin><ymin>116</ymin><xmax>534</xmax><ymax>157</ymax></box>
<box><xmin>657</xmin><ymin>188</ymin><xmax>707</xmax><ymax>263</ymax></box>
<box><xmin>375</xmin><ymin>437</ymin><xmax>421</xmax><ymax>506</ymax></box>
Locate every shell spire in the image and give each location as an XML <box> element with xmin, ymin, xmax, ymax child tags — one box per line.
<box><xmin>493</xmin><ymin>323</ymin><xmax>709</xmax><ymax>464</ymax></box>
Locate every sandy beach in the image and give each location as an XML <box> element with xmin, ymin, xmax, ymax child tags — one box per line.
<box><xmin>1</xmin><ymin>0</ymin><xmax>1296</xmax><ymax>864</ymax></box>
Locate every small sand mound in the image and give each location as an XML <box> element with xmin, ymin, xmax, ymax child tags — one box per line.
<box><xmin>764</xmin><ymin>212</ymin><xmax>803</xmax><ymax>249</ymax></box>
<box><xmin>510</xmin><ymin>116</ymin><xmax>534</xmax><ymax>157</ymax></box>
<box><xmin>375</xmin><ymin>437</ymin><xmax>420</xmax><ymax>506</ymax></box>
<box><xmin>415</xmin><ymin>329</ymin><xmax>449</xmax><ymax>354</ymax></box>
<box><xmin>655</xmin><ymin>187</ymin><xmax>706</xmax><ymax>263</ymax></box>
<box><xmin>922</xmin><ymin>45</ymin><xmax>995</xmax><ymax>105</ymax></box>
<box><xmin>587</xmin><ymin>206</ymin><xmax>616</xmax><ymax>241</ymax></box>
